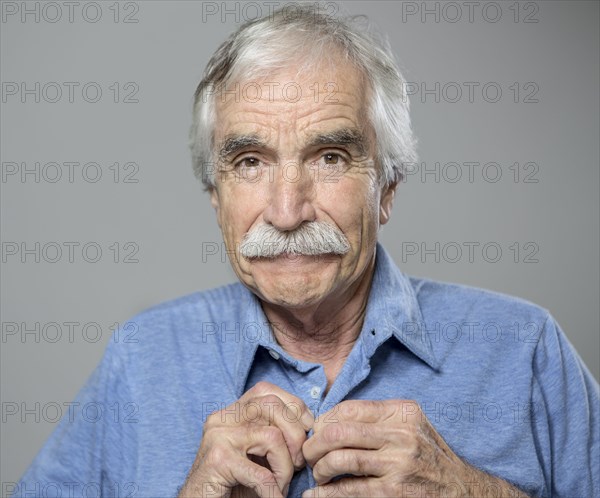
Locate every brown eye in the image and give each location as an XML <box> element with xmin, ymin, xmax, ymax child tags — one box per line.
<box><xmin>238</xmin><ymin>157</ymin><xmax>259</xmax><ymax>168</ymax></box>
<box><xmin>324</xmin><ymin>153</ymin><xmax>339</xmax><ymax>165</ymax></box>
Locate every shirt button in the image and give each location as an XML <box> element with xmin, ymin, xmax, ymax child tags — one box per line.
<box><xmin>269</xmin><ymin>350</ymin><xmax>280</xmax><ymax>360</ymax></box>
<box><xmin>310</xmin><ymin>386</ymin><xmax>321</xmax><ymax>399</ymax></box>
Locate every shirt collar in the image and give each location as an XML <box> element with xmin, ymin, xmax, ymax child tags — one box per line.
<box><xmin>360</xmin><ymin>243</ymin><xmax>440</xmax><ymax>371</ymax></box>
<box><xmin>232</xmin><ymin>242</ymin><xmax>439</xmax><ymax>396</ymax></box>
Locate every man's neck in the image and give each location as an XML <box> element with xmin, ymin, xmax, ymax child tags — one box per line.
<box><xmin>260</xmin><ymin>256</ymin><xmax>376</xmax><ymax>390</ymax></box>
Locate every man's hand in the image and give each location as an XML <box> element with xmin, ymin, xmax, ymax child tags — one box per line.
<box><xmin>302</xmin><ymin>399</ymin><xmax>529</xmax><ymax>497</ymax></box>
<box><xmin>179</xmin><ymin>382</ymin><xmax>314</xmax><ymax>498</ymax></box>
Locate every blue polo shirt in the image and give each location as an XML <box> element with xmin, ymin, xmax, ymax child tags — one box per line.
<box><xmin>12</xmin><ymin>244</ymin><xmax>599</xmax><ymax>498</ymax></box>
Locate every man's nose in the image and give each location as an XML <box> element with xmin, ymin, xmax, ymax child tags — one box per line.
<box><xmin>262</xmin><ymin>161</ymin><xmax>316</xmax><ymax>231</ymax></box>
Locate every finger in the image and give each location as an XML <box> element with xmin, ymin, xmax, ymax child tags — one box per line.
<box><xmin>227</xmin><ymin>454</ymin><xmax>285</xmax><ymax>498</ymax></box>
<box><xmin>189</xmin><ymin>444</ymin><xmax>284</xmax><ymax>498</ymax></box>
<box><xmin>236</xmin><ymin>394</ymin><xmax>309</xmax><ymax>470</ymax></box>
<box><xmin>245</xmin><ymin>425</ymin><xmax>295</xmax><ymax>494</ymax></box>
<box><xmin>198</xmin><ymin>425</ymin><xmax>292</xmax><ymax>496</ymax></box>
<box><xmin>240</xmin><ymin>384</ymin><xmax>314</xmax><ymax>468</ymax></box>
<box><xmin>311</xmin><ymin>448</ymin><xmax>384</xmax><ymax>485</ymax></box>
<box><xmin>301</xmin><ymin>477</ymin><xmax>374</xmax><ymax>498</ymax></box>
<box><xmin>241</xmin><ymin>381</ymin><xmax>315</xmax><ymax>430</ymax></box>
<box><xmin>314</xmin><ymin>400</ymin><xmax>403</xmax><ymax>431</ymax></box>
<box><xmin>303</xmin><ymin>421</ymin><xmax>385</xmax><ymax>466</ymax></box>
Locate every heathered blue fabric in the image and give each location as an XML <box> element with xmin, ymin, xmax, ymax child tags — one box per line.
<box><xmin>13</xmin><ymin>244</ymin><xmax>599</xmax><ymax>498</ymax></box>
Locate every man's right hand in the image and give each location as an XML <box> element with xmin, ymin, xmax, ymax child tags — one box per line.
<box><xmin>178</xmin><ymin>381</ymin><xmax>314</xmax><ymax>498</ymax></box>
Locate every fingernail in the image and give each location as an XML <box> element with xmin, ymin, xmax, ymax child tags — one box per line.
<box><xmin>301</xmin><ymin>490</ymin><xmax>314</xmax><ymax>498</ymax></box>
<box><xmin>301</xmin><ymin>409</ymin><xmax>315</xmax><ymax>431</ymax></box>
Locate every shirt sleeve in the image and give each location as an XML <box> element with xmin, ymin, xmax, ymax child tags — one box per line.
<box><xmin>530</xmin><ymin>315</ymin><xmax>599</xmax><ymax>497</ymax></box>
<box><xmin>10</xmin><ymin>337</ymin><xmax>139</xmax><ymax>498</ymax></box>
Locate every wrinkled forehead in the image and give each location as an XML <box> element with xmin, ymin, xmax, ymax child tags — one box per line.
<box><xmin>212</xmin><ymin>59</ymin><xmax>374</xmax><ymax>147</ymax></box>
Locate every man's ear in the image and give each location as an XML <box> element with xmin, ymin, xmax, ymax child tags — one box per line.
<box><xmin>210</xmin><ymin>187</ymin><xmax>222</xmax><ymax>229</ymax></box>
<box><xmin>379</xmin><ymin>181</ymin><xmax>397</xmax><ymax>225</ymax></box>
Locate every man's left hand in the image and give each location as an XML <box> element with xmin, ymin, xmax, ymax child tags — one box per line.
<box><xmin>302</xmin><ymin>399</ymin><xmax>528</xmax><ymax>497</ymax></box>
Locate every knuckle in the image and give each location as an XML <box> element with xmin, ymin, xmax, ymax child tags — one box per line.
<box><xmin>354</xmin><ymin>452</ymin><xmax>369</xmax><ymax>475</ymax></box>
<box><xmin>322</xmin><ymin>421</ymin><xmax>346</xmax><ymax>444</ymax></box>
<box><xmin>240</xmin><ymin>400</ymin><xmax>262</xmax><ymax>424</ymax></box>
<box><xmin>291</xmin><ymin>398</ymin><xmax>308</xmax><ymax>412</ymax></box>
<box><xmin>283</xmin><ymin>400</ymin><xmax>306</xmax><ymax>422</ymax></box>
<box><xmin>203</xmin><ymin>444</ymin><xmax>231</xmax><ymax>469</ymax></box>
<box><xmin>252</xmin><ymin>381</ymin><xmax>274</xmax><ymax>396</ymax></box>
<box><xmin>365</xmin><ymin>399</ymin><xmax>385</xmax><ymax>412</ymax></box>
<box><xmin>397</xmin><ymin>399</ymin><xmax>422</xmax><ymax>420</ymax></box>
<box><xmin>358</xmin><ymin>422</ymin><xmax>371</xmax><ymax>440</ymax></box>
<box><xmin>259</xmin><ymin>393</ymin><xmax>283</xmax><ymax>408</ymax></box>
<box><xmin>396</xmin><ymin>425</ymin><xmax>417</xmax><ymax>443</ymax></box>
<box><xmin>329</xmin><ymin>449</ymin><xmax>350</xmax><ymax>470</ymax></box>
<box><xmin>337</xmin><ymin>400</ymin><xmax>360</xmax><ymax>419</ymax></box>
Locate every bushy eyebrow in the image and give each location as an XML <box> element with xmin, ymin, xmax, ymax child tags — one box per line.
<box><xmin>306</xmin><ymin>128</ymin><xmax>368</xmax><ymax>156</ymax></box>
<box><xmin>217</xmin><ymin>128</ymin><xmax>369</xmax><ymax>160</ymax></box>
<box><xmin>218</xmin><ymin>135</ymin><xmax>267</xmax><ymax>159</ymax></box>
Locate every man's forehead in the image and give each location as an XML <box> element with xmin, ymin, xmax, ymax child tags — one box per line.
<box><xmin>214</xmin><ymin>56</ymin><xmax>367</xmax><ymax>109</ymax></box>
<box><xmin>215</xmin><ymin>73</ymin><xmax>371</xmax><ymax>146</ymax></box>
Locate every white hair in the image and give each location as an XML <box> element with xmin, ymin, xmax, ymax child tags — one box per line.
<box><xmin>240</xmin><ymin>221</ymin><xmax>350</xmax><ymax>259</ymax></box>
<box><xmin>190</xmin><ymin>4</ymin><xmax>417</xmax><ymax>189</ymax></box>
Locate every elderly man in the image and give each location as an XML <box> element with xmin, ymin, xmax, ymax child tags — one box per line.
<box><xmin>14</xmin><ymin>6</ymin><xmax>598</xmax><ymax>498</ymax></box>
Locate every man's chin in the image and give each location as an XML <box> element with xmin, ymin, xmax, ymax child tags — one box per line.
<box><xmin>246</xmin><ymin>254</ymin><xmax>342</xmax><ymax>308</ymax></box>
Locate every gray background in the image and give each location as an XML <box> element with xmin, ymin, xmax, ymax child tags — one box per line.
<box><xmin>1</xmin><ymin>0</ymin><xmax>598</xmax><ymax>489</ymax></box>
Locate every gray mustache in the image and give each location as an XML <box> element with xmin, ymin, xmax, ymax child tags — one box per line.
<box><xmin>239</xmin><ymin>222</ymin><xmax>351</xmax><ymax>258</ymax></box>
